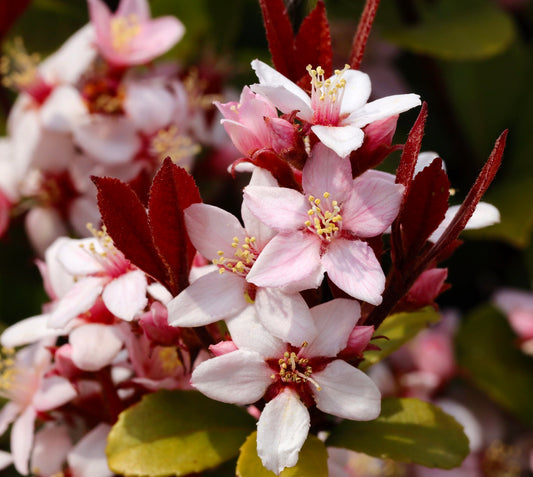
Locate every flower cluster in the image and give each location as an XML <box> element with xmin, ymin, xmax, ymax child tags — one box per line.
<box><xmin>0</xmin><ymin>0</ymin><xmax>512</xmax><ymax>476</ymax></box>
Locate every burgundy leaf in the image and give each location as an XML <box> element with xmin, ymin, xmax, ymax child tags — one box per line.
<box><xmin>427</xmin><ymin>130</ymin><xmax>507</xmax><ymax>263</ymax></box>
<box><xmin>399</xmin><ymin>158</ymin><xmax>450</xmax><ymax>261</ymax></box>
<box><xmin>349</xmin><ymin>0</ymin><xmax>381</xmax><ymax>70</ymax></box>
<box><xmin>248</xmin><ymin>149</ymin><xmax>302</xmax><ymax>190</ymax></box>
<box><xmin>259</xmin><ymin>0</ymin><xmax>296</xmax><ymax>79</ymax></box>
<box><xmin>293</xmin><ymin>0</ymin><xmax>332</xmax><ymax>90</ymax></box>
<box><xmin>148</xmin><ymin>158</ymin><xmax>202</xmax><ymax>296</ymax></box>
<box><xmin>0</xmin><ymin>0</ymin><xmax>32</xmax><ymax>40</ymax></box>
<box><xmin>92</xmin><ymin>176</ymin><xmax>168</xmax><ymax>287</ymax></box>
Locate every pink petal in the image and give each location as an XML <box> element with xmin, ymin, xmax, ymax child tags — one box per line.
<box><xmin>0</xmin><ymin>315</ymin><xmax>65</xmax><ymax>348</ymax></box>
<box><xmin>116</xmin><ymin>0</ymin><xmax>150</xmax><ymax>19</ymax></box>
<box><xmin>226</xmin><ymin>306</ymin><xmax>286</xmax><ymax>358</ymax></box>
<box><xmin>348</xmin><ymin>93</ymin><xmax>421</xmax><ymax>128</ymax></box>
<box><xmin>221</xmin><ymin>119</ymin><xmax>264</xmax><ymax>156</ymax></box>
<box><xmin>0</xmin><ymin>402</ymin><xmax>22</xmax><ymax>436</ymax></box>
<box><xmin>339</xmin><ymin>70</ymin><xmax>372</xmax><ymax>115</ymax></box>
<box><xmin>303</xmin><ymin>299</ymin><xmax>360</xmax><ymax>358</ymax></box>
<box><xmin>33</xmin><ymin>376</ymin><xmax>77</xmax><ymax>411</ymax></box>
<box><xmin>254</xmin><ymin>288</ymin><xmax>316</xmax><ymax>347</ymax></box>
<box><xmin>31</xmin><ymin>424</ymin><xmax>73</xmax><ymax>477</ymax></box>
<box><xmin>102</xmin><ymin>270</ymin><xmax>148</xmax><ymax>321</ymax></box>
<box><xmin>0</xmin><ymin>450</ymin><xmax>12</xmax><ymax>470</ymax></box>
<box><xmin>342</xmin><ymin>170</ymin><xmax>404</xmax><ymax>237</ymax></box>
<box><xmin>87</xmin><ymin>0</ymin><xmax>112</xmax><ymax>49</ymax></box>
<box><xmin>246</xmin><ymin>233</ymin><xmax>324</xmax><ymax>290</ymax></box>
<box><xmin>48</xmin><ymin>276</ymin><xmax>104</xmax><ymax>328</ymax></box>
<box><xmin>302</xmin><ymin>143</ymin><xmax>353</xmax><ymax>199</ymax></box>
<box><xmin>313</xmin><ymin>360</ymin><xmax>381</xmax><ymax>420</ymax></box>
<box><xmin>167</xmin><ymin>270</ymin><xmax>247</xmax><ymax>327</ymax></box>
<box><xmin>11</xmin><ymin>406</ymin><xmax>36</xmax><ymax>475</ymax></box>
<box><xmin>184</xmin><ymin>203</ymin><xmax>246</xmax><ymax>260</ymax></box>
<box><xmin>257</xmin><ymin>389</ymin><xmax>310</xmax><ymax>475</ymax></box>
<box><xmin>322</xmin><ymin>238</ymin><xmax>384</xmax><ymax>305</ymax></box>
<box><xmin>311</xmin><ymin>124</ymin><xmax>365</xmax><ymax>158</ymax></box>
<box><xmin>69</xmin><ymin>324</ymin><xmax>123</xmax><ymax>371</ymax></box>
<box><xmin>243</xmin><ymin>186</ymin><xmax>308</xmax><ymax>233</ymax></box>
<box><xmin>67</xmin><ymin>423</ymin><xmax>113</xmax><ymax>477</ymax></box>
<box><xmin>191</xmin><ymin>350</ymin><xmax>272</xmax><ymax>405</ymax></box>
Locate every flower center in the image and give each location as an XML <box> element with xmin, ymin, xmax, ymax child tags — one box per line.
<box><xmin>81</xmin><ymin>75</ymin><xmax>125</xmax><ymax>115</ymax></box>
<box><xmin>81</xmin><ymin>224</ymin><xmax>131</xmax><ymax>278</ymax></box>
<box><xmin>0</xmin><ymin>347</ymin><xmax>35</xmax><ymax>405</ymax></box>
<box><xmin>149</xmin><ymin>125</ymin><xmax>200</xmax><ymax>166</ymax></box>
<box><xmin>272</xmin><ymin>346</ymin><xmax>321</xmax><ymax>391</ymax></box>
<box><xmin>307</xmin><ymin>64</ymin><xmax>349</xmax><ymax>126</ymax></box>
<box><xmin>304</xmin><ymin>192</ymin><xmax>342</xmax><ymax>241</ymax></box>
<box><xmin>0</xmin><ymin>37</ymin><xmax>52</xmax><ymax>103</ymax></box>
<box><xmin>213</xmin><ymin>236</ymin><xmax>259</xmax><ymax>277</ymax></box>
<box><xmin>111</xmin><ymin>14</ymin><xmax>142</xmax><ymax>52</ymax></box>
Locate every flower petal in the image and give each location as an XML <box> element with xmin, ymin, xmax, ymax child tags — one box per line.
<box><xmin>243</xmin><ymin>186</ymin><xmax>308</xmax><ymax>233</ymax></box>
<box><xmin>0</xmin><ymin>315</ymin><xmax>66</xmax><ymax>348</ymax></box>
<box><xmin>311</xmin><ymin>124</ymin><xmax>364</xmax><ymax>158</ymax></box>
<box><xmin>191</xmin><ymin>350</ymin><xmax>271</xmax><ymax>405</ymax></box>
<box><xmin>254</xmin><ymin>288</ymin><xmax>316</xmax><ymax>347</ymax></box>
<box><xmin>246</xmin><ymin>233</ymin><xmax>324</xmax><ymax>290</ymax></box>
<box><xmin>322</xmin><ymin>238</ymin><xmax>384</xmax><ymax>305</ymax></box>
<box><xmin>67</xmin><ymin>423</ymin><xmax>113</xmax><ymax>477</ymax></box>
<box><xmin>348</xmin><ymin>93</ymin><xmax>421</xmax><ymax>129</ymax></box>
<box><xmin>313</xmin><ymin>360</ymin><xmax>381</xmax><ymax>420</ymax></box>
<box><xmin>57</xmin><ymin>238</ymin><xmax>103</xmax><ymax>276</ymax></box>
<box><xmin>303</xmin><ymin>299</ymin><xmax>361</xmax><ymax>358</ymax></box>
<box><xmin>257</xmin><ymin>389</ymin><xmax>310</xmax><ymax>475</ymax></box>
<box><xmin>226</xmin><ymin>306</ymin><xmax>286</xmax><ymax>358</ymax></box>
<box><xmin>33</xmin><ymin>376</ymin><xmax>77</xmax><ymax>411</ymax></box>
<box><xmin>302</xmin><ymin>144</ymin><xmax>353</xmax><ymax>200</ymax></box>
<box><xmin>12</xmin><ymin>406</ymin><xmax>36</xmax><ymax>475</ymax></box>
<box><xmin>167</xmin><ymin>270</ymin><xmax>247</xmax><ymax>327</ymax></box>
<box><xmin>184</xmin><ymin>203</ymin><xmax>246</xmax><ymax>260</ymax></box>
<box><xmin>69</xmin><ymin>324</ymin><xmax>123</xmax><ymax>371</ymax></box>
<box><xmin>342</xmin><ymin>170</ymin><xmax>404</xmax><ymax>237</ymax></box>
<box><xmin>102</xmin><ymin>270</ymin><xmax>148</xmax><ymax>321</ymax></box>
<box><xmin>339</xmin><ymin>69</ymin><xmax>372</xmax><ymax>114</ymax></box>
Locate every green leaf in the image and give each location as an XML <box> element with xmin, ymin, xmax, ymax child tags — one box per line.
<box><xmin>326</xmin><ymin>397</ymin><xmax>469</xmax><ymax>469</ymax></box>
<box><xmin>360</xmin><ymin>307</ymin><xmax>440</xmax><ymax>371</ymax></box>
<box><xmin>381</xmin><ymin>0</ymin><xmax>515</xmax><ymax>60</ymax></box>
<box><xmin>455</xmin><ymin>305</ymin><xmax>533</xmax><ymax>424</ymax></box>
<box><xmin>106</xmin><ymin>390</ymin><xmax>256</xmax><ymax>477</ymax></box>
<box><xmin>236</xmin><ymin>432</ymin><xmax>328</xmax><ymax>477</ymax></box>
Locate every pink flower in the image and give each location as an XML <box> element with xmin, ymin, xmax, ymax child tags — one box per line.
<box><xmin>244</xmin><ymin>143</ymin><xmax>404</xmax><ymax>305</ymax></box>
<box><xmin>191</xmin><ymin>299</ymin><xmax>381</xmax><ymax>474</ymax></box>
<box><xmin>250</xmin><ymin>59</ymin><xmax>420</xmax><ymax>157</ymax></box>
<box><xmin>88</xmin><ymin>0</ymin><xmax>185</xmax><ymax>68</ymax></box>
<box><xmin>494</xmin><ymin>288</ymin><xmax>533</xmax><ymax>354</ymax></box>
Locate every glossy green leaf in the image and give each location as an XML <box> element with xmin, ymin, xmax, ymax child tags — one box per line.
<box><xmin>236</xmin><ymin>432</ymin><xmax>328</xmax><ymax>477</ymax></box>
<box><xmin>381</xmin><ymin>0</ymin><xmax>515</xmax><ymax>60</ymax></box>
<box><xmin>360</xmin><ymin>307</ymin><xmax>440</xmax><ymax>370</ymax></box>
<box><xmin>106</xmin><ymin>390</ymin><xmax>256</xmax><ymax>477</ymax></box>
<box><xmin>455</xmin><ymin>305</ymin><xmax>533</xmax><ymax>424</ymax></box>
<box><xmin>326</xmin><ymin>398</ymin><xmax>469</xmax><ymax>469</ymax></box>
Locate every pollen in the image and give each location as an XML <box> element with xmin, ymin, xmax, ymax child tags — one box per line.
<box><xmin>111</xmin><ymin>14</ymin><xmax>142</xmax><ymax>52</ymax></box>
<box><xmin>212</xmin><ymin>235</ymin><xmax>259</xmax><ymax>277</ymax></box>
<box><xmin>276</xmin><ymin>349</ymin><xmax>321</xmax><ymax>390</ymax></box>
<box><xmin>304</xmin><ymin>192</ymin><xmax>342</xmax><ymax>241</ymax></box>
<box><xmin>149</xmin><ymin>125</ymin><xmax>200</xmax><ymax>165</ymax></box>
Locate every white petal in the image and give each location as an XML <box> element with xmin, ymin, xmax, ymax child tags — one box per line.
<box><xmin>349</xmin><ymin>93</ymin><xmax>421</xmax><ymax>129</ymax></box>
<box><xmin>1</xmin><ymin>315</ymin><xmax>65</xmax><ymax>348</ymax></box>
<box><xmin>167</xmin><ymin>270</ymin><xmax>247</xmax><ymax>327</ymax></box>
<box><xmin>311</xmin><ymin>124</ymin><xmax>364</xmax><ymax>158</ymax></box>
<box><xmin>102</xmin><ymin>270</ymin><xmax>148</xmax><ymax>321</ymax></box>
<box><xmin>69</xmin><ymin>324</ymin><xmax>123</xmax><ymax>371</ymax></box>
<box><xmin>191</xmin><ymin>350</ymin><xmax>271</xmax><ymax>405</ymax></box>
<box><xmin>339</xmin><ymin>69</ymin><xmax>372</xmax><ymax>114</ymax></box>
<box><xmin>414</xmin><ymin>151</ymin><xmax>442</xmax><ymax>176</ymax></box>
<box><xmin>48</xmin><ymin>276</ymin><xmax>104</xmax><ymax>328</ymax></box>
<box><xmin>313</xmin><ymin>360</ymin><xmax>381</xmax><ymax>420</ymax></box>
<box><xmin>257</xmin><ymin>389</ymin><xmax>310</xmax><ymax>475</ymax></box>
<box><xmin>11</xmin><ymin>406</ymin><xmax>36</xmax><ymax>475</ymax></box>
<box><xmin>0</xmin><ymin>450</ymin><xmax>12</xmax><ymax>470</ymax></box>
<box><xmin>226</xmin><ymin>306</ymin><xmax>286</xmax><ymax>358</ymax></box>
<box><xmin>57</xmin><ymin>238</ymin><xmax>103</xmax><ymax>276</ymax></box>
<box><xmin>33</xmin><ymin>376</ymin><xmax>77</xmax><ymax>411</ymax></box>
<box><xmin>67</xmin><ymin>423</ymin><xmax>113</xmax><ymax>477</ymax></box>
<box><xmin>303</xmin><ymin>299</ymin><xmax>361</xmax><ymax>358</ymax></box>
<box><xmin>31</xmin><ymin>424</ymin><xmax>72</xmax><ymax>476</ymax></box>
<box><xmin>40</xmin><ymin>85</ymin><xmax>87</xmax><ymax>133</ymax></box>
<box><xmin>254</xmin><ymin>288</ymin><xmax>316</xmax><ymax>347</ymax></box>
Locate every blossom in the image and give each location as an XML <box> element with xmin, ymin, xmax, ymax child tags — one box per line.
<box><xmin>88</xmin><ymin>0</ymin><xmax>184</xmax><ymax>68</ymax></box>
<box><xmin>250</xmin><ymin>59</ymin><xmax>420</xmax><ymax>157</ymax></box>
<box><xmin>494</xmin><ymin>288</ymin><xmax>533</xmax><ymax>354</ymax></box>
<box><xmin>244</xmin><ymin>143</ymin><xmax>404</xmax><ymax>305</ymax></box>
<box><xmin>168</xmin><ymin>168</ymin><xmax>317</xmax><ymax>345</ymax></box>
<box><xmin>191</xmin><ymin>299</ymin><xmax>381</xmax><ymax>474</ymax></box>
<box><xmin>48</xmin><ymin>227</ymin><xmax>148</xmax><ymax>328</ymax></box>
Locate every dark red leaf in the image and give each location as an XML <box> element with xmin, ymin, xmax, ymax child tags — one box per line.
<box><xmin>0</xmin><ymin>0</ymin><xmax>32</xmax><ymax>39</ymax></box>
<box><xmin>259</xmin><ymin>0</ymin><xmax>296</xmax><ymax>79</ymax></box>
<box><xmin>426</xmin><ymin>130</ymin><xmax>507</xmax><ymax>263</ymax></box>
<box><xmin>248</xmin><ymin>149</ymin><xmax>302</xmax><ymax>190</ymax></box>
<box><xmin>349</xmin><ymin>0</ymin><xmax>381</xmax><ymax>70</ymax></box>
<box><xmin>148</xmin><ymin>158</ymin><xmax>202</xmax><ymax>295</ymax></box>
<box><xmin>92</xmin><ymin>176</ymin><xmax>168</xmax><ymax>286</ymax></box>
<box><xmin>294</xmin><ymin>0</ymin><xmax>332</xmax><ymax>89</ymax></box>
<box><xmin>398</xmin><ymin>158</ymin><xmax>450</xmax><ymax>260</ymax></box>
